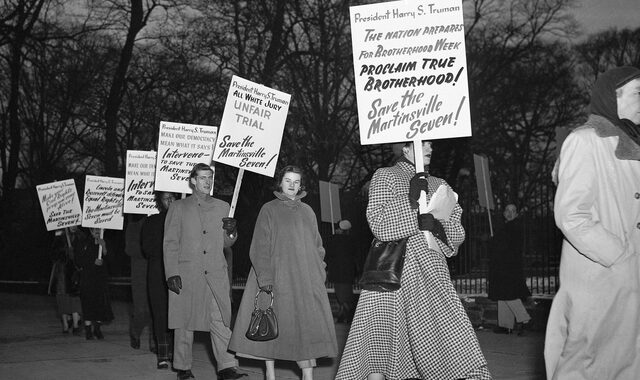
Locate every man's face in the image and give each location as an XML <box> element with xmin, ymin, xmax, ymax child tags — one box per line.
<box><xmin>617</xmin><ymin>78</ymin><xmax>640</xmax><ymax>124</ymax></box>
<box><xmin>504</xmin><ymin>204</ymin><xmax>518</xmax><ymax>222</ymax></box>
<box><xmin>160</xmin><ymin>192</ymin><xmax>175</xmax><ymax>210</ymax></box>
<box><xmin>190</xmin><ymin>169</ymin><xmax>213</xmax><ymax>196</ymax></box>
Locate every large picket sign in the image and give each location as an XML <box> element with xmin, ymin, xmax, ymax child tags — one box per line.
<box><xmin>36</xmin><ymin>179</ymin><xmax>83</xmax><ymax>231</ymax></box>
<box><xmin>213</xmin><ymin>76</ymin><xmax>291</xmax><ymax>178</ymax></box>
<box><xmin>154</xmin><ymin>121</ymin><xmax>218</xmax><ymax>194</ymax></box>
<box><xmin>350</xmin><ymin>0</ymin><xmax>470</xmax><ymax>145</ymax></box>
<box><xmin>81</xmin><ymin>175</ymin><xmax>124</xmax><ymax>230</ymax></box>
<box><xmin>124</xmin><ymin>150</ymin><xmax>158</xmax><ymax>215</ymax></box>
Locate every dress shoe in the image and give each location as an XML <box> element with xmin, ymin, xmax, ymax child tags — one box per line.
<box><xmin>176</xmin><ymin>369</ymin><xmax>195</xmax><ymax>379</ymax></box>
<box><xmin>130</xmin><ymin>335</ymin><xmax>140</xmax><ymax>349</ymax></box>
<box><xmin>84</xmin><ymin>326</ymin><xmax>94</xmax><ymax>340</ymax></box>
<box><xmin>157</xmin><ymin>360</ymin><xmax>170</xmax><ymax>369</ymax></box>
<box><xmin>217</xmin><ymin>367</ymin><xmax>247</xmax><ymax>380</ymax></box>
<box><xmin>93</xmin><ymin>322</ymin><xmax>104</xmax><ymax>340</ymax></box>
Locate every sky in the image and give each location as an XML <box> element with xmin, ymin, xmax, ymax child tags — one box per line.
<box><xmin>571</xmin><ymin>0</ymin><xmax>638</xmax><ymax>35</ymax></box>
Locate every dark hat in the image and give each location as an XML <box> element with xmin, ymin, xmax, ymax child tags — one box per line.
<box><xmin>589</xmin><ymin>66</ymin><xmax>640</xmax><ymax>127</ymax></box>
<box><xmin>610</xmin><ymin>66</ymin><xmax>640</xmax><ymax>88</ymax></box>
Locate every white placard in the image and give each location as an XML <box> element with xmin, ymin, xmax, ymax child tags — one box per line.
<box><xmin>124</xmin><ymin>150</ymin><xmax>158</xmax><ymax>215</ymax></box>
<box><xmin>350</xmin><ymin>0</ymin><xmax>471</xmax><ymax>145</ymax></box>
<box><xmin>212</xmin><ymin>76</ymin><xmax>291</xmax><ymax>177</ymax></box>
<box><xmin>81</xmin><ymin>175</ymin><xmax>124</xmax><ymax>230</ymax></box>
<box><xmin>36</xmin><ymin>179</ymin><xmax>83</xmax><ymax>231</ymax></box>
<box><xmin>154</xmin><ymin>121</ymin><xmax>218</xmax><ymax>194</ymax></box>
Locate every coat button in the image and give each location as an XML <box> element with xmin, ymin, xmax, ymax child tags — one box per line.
<box><xmin>203</xmin><ymin>250</ymin><xmax>207</xmax><ymax>254</ymax></box>
<box><xmin>204</xmin><ymin>270</ymin><xmax>208</xmax><ymax>274</ymax></box>
<box><xmin>637</xmin><ymin>223</ymin><xmax>640</xmax><ymax>230</ymax></box>
<box><xmin>203</xmin><ymin>230</ymin><xmax>207</xmax><ymax>234</ymax></box>
<box><xmin>635</xmin><ymin>192</ymin><xmax>640</xmax><ymax>199</ymax></box>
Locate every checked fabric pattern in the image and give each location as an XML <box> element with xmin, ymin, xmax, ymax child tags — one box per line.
<box><xmin>336</xmin><ymin>161</ymin><xmax>491</xmax><ymax>380</ymax></box>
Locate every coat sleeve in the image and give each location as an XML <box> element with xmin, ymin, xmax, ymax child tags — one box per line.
<box><xmin>163</xmin><ymin>202</ymin><xmax>182</xmax><ymax>279</ymax></box>
<box><xmin>367</xmin><ymin>168</ymin><xmax>420</xmax><ymax>241</ymax></box>
<box><xmin>554</xmin><ymin>131</ymin><xmax>628</xmax><ymax>267</ymax></box>
<box><xmin>249</xmin><ymin>205</ymin><xmax>274</xmax><ymax>287</ymax></box>
<box><xmin>434</xmin><ymin>181</ymin><xmax>465</xmax><ymax>258</ymax></box>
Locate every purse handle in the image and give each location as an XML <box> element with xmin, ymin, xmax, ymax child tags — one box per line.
<box><xmin>254</xmin><ymin>288</ymin><xmax>274</xmax><ymax>310</ymax></box>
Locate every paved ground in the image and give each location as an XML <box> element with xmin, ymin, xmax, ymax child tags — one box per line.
<box><xmin>0</xmin><ymin>292</ymin><xmax>546</xmax><ymax>379</ymax></box>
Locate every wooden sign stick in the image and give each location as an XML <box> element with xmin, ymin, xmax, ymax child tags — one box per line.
<box><xmin>228</xmin><ymin>169</ymin><xmax>245</xmax><ymax>218</ymax></box>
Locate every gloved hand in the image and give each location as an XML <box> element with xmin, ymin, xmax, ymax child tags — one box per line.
<box><xmin>167</xmin><ymin>275</ymin><xmax>182</xmax><ymax>295</ymax></box>
<box><xmin>222</xmin><ymin>217</ymin><xmax>237</xmax><ymax>238</ymax></box>
<box><xmin>418</xmin><ymin>213</ymin><xmax>446</xmax><ymax>243</ymax></box>
<box><xmin>259</xmin><ymin>284</ymin><xmax>273</xmax><ymax>293</ymax></box>
<box><xmin>408</xmin><ymin>172</ymin><xmax>429</xmax><ymax>209</ymax></box>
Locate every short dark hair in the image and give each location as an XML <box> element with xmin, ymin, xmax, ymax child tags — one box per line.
<box><xmin>275</xmin><ymin>165</ymin><xmax>305</xmax><ymax>192</ymax></box>
<box><xmin>189</xmin><ymin>163</ymin><xmax>214</xmax><ymax>180</ymax></box>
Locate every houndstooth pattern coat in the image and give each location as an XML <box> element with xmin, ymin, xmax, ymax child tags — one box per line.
<box><xmin>336</xmin><ymin>160</ymin><xmax>491</xmax><ymax>380</ymax></box>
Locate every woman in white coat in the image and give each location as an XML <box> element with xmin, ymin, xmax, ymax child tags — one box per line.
<box><xmin>545</xmin><ymin>66</ymin><xmax>640</xmax><ymax>379</ymax></box>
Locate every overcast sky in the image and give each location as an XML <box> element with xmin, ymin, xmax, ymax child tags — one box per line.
<box><xmin>572</xmin><ymin>0</ymin><xmax>638</xmax><ymax>35</ymax></box>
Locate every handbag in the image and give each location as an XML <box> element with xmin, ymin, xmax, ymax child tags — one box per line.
<box><xmin>245</xmin><ymin>289</ymin><xmax>279</xmax><ymax>341</ymax></box>
<box><xmin>358</xmin><ymin>237</ymin><xmax>408</xmax><ymax>292</ymax></box>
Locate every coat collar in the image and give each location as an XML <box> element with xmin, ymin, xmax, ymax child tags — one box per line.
<box><xmin>274</xmin><ymin>190</ymin><xmax>307</xmax><ymax>208</ymax></box>
<box><xmin>586</xmin><ymin>115</ymin><xmax>640</xmax><ymax>161</ymax></box>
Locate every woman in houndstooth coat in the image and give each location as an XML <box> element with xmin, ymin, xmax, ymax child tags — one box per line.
<box><xmin>336</xmin><ymin>141</ymin><xmax>491</xmax><ymax>380</ymax></box>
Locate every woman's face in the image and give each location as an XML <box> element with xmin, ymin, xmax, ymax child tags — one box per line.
<box><xmin>280</xmin><ymin>172</ymin><xmax>301</xmax><ymax>199</ymax></box>
<box><xmin>403</xmin><ymin>141</ymin><xmax>433</xmax><ymax>168</ymax></box>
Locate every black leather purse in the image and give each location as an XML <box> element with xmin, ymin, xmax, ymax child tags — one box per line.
<box><xmin>358</xmin><ymin>237</ymin><xmax>409</xmax><ymax>292</ymax></box>
<box><xmin>245</xmin><ymin>289</ymin><xmax>278</xmax><ymax>341</ymax></box>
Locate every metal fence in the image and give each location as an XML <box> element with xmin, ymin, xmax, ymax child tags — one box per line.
<box><xmin>450</xmin><ymin>168</ymin><xmax>562</xmax><ymax>296</ymax></box>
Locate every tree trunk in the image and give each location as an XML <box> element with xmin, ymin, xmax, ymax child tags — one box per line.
<box><xmin>103</xmin><ymin>0</ymin><xmax>144</xmax><ymax>176</ymax></box>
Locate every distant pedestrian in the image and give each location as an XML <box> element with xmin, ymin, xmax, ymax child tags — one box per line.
<box><xmin>141</xmin><ymin>191</ymin><xmax>176</xmax><ymax>369</ymax></box>
<box><xmin>48</xmin><ymin>228</ymin><xmax>82</xmax><ymax>335</ymax></box>
<box><xmin>545</xmin><ymin>66</ymin><xmax>640</xmax><ymax>379</ymax></box>
<box><xmin>125</xmin><ymin>213</ymin><xmax>155</xmax><ymax>352</ymax></box>
<box><xmin>487</xmin><ymin>204</ymin><xmax>531</xmax><ymax>335</ymax></box>
<box><xmin>74</xmin><ymin>227</ymin><xmax>114</xmax><ymax>340</ymax></box>
<box><xmin>325</xmin><ymin>219</ymin><xmax>357</xmax><ymax>323</ymax></box>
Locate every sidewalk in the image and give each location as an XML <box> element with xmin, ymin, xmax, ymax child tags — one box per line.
<box><xmin>0</xmin><ymin>292</ymin><xmax>546</xmax><ymax>379</ymax></box>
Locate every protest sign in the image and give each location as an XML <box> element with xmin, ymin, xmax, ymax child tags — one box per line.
<box><xmin>154</xmin><ymin>121</ymin><xmax>218</xmax><ymax>194</ymax></box>
<box><xmin>124</xmin><ymin>150</ymin><xmax>158</xmax><ymax>215</ymax></box>
<box><xmin>213</xmin><ymin>75</ymin><xmax>291</xmax><ymax>178</ymax></box>
<box><xmin>350</xmin><ymin>0</ymin><xmax>470</xmax><ymax>145</ymax></box>
<box><xmin>36</xmin><ymin>179</ymin><xmax>82</xmax><ymax>231</ymax></box>
<box><xmin>81</xmin><ymin>175</ymin><xmax>124</xmax><ymax>230</ymax></box>
<box><xmin>319</xmin><ymin>181</ymin><xmax>342</xmax><ymax>230</ymax></box>
<box><xmin>473</xmin><ymin>153</ymin><xmax>494</xmax><ymax>236</ymax></box>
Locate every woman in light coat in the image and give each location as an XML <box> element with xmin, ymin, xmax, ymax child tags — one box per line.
<box><xmin>229</xmin><ymin>165</ymin><xmax>337</xmax><ymax>380</ymax></box>
<box><xmin>545</xmin><ymin>66</ymin><xmax>640</xmax><ymax>379</ymax></box>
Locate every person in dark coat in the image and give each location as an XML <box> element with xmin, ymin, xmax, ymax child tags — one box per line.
<box><xmin>48</xmin><ymin>228</ymin><xmax>82</xmax><ymax>335</ymax></box>
<box><xmin>488</xmin><ymin>204</ymin><xmax>531</xmax><ymax>335</ymax></box>
<box><xmin>229</xmin><ymin>165</ymin><xmax>337</xmax><ymax>380</ymax></box>
<box><xmin>141</xmin><ymin>191</ymin><xmax>176</xmax><ymax>369</ymax></box>
<box><xmin>74</xmin><ymin>226</ymin><xmax>114</xmax><ymax>340</ymax></box>
<box><xmin>125</xmin><ymin>213</ymin><xmax>155</xmax><ymax>351</ymax></box>
<box><xmin>325</xmin><ymin>219</ymin><xmax>357</xmax><ymax>323</ymax></box>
